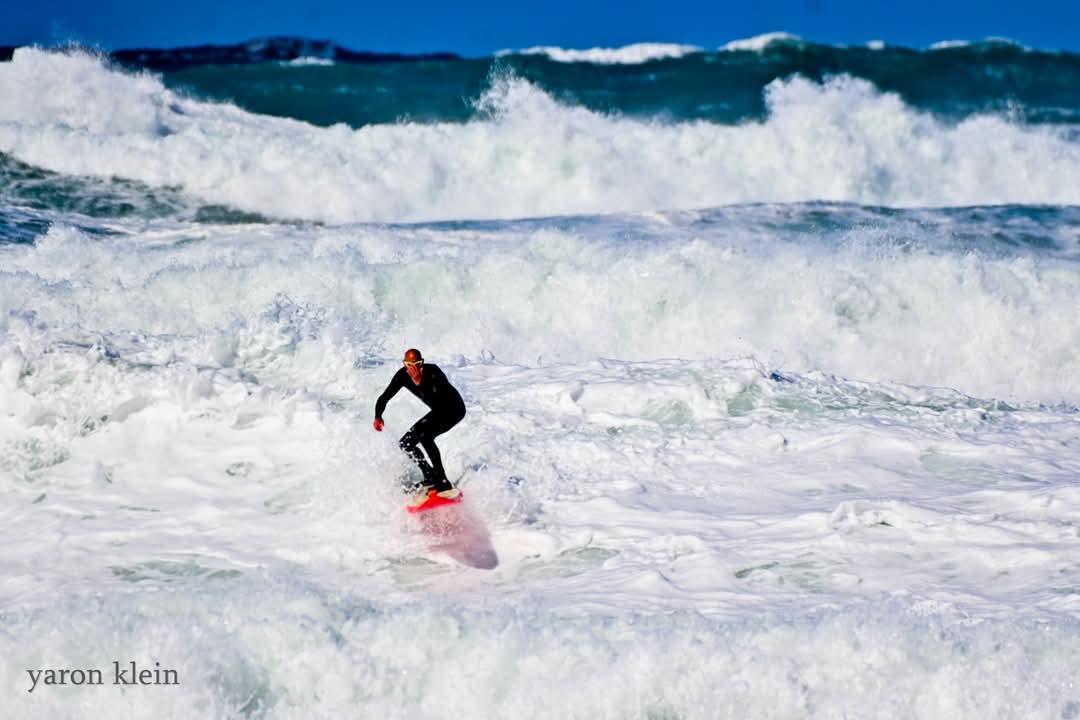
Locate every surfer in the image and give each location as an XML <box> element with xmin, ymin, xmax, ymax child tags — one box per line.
<box><xmin>373</xmin><ymin>348</ymin><xmax>466</xmax><ymax>493</ymax></box>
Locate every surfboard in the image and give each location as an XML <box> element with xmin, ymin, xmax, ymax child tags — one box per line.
<box><xmin>405</xmin><ymin>487</ymin><xmax>464</xmax><ymax>514</ymax></box>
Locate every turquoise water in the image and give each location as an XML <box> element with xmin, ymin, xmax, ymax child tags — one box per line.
<box><xmin>156</xmin><ymin>40</ymin><xmax>1080</xmax><ymax>128</ymax></box>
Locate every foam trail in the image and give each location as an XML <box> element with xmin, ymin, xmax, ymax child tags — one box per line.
<box><xmin>1</xmin><ymin>49</ymin><xmax>1079</xmax><ymax>223</ymax></box>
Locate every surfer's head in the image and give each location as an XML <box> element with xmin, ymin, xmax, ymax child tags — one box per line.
<box><xmin>403</xmin><ymin>348</ymin><xmax>424</xmax><ymax>384</ymax></box>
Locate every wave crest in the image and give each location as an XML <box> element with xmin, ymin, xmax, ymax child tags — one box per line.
<box><xmin>1</xmin><ymin>49</ymin><xmax>1079</xmax><ymax>223</ymax></box>
<box><xmin>500</xmin><ymin>43</ymin><xmax>702</xmax><ymax>64</ymax></box>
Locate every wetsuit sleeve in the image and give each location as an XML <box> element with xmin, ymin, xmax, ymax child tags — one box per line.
<box><xmin>374</xmin><ymin>369</ymin><xmax>406</xmax><ymax>419</ymax></box>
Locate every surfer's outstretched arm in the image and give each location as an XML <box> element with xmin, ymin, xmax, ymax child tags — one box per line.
<box><xmin>373</xmin><ymin>368</ymin><xmax>407</xmax><ymax>430</ymax></box>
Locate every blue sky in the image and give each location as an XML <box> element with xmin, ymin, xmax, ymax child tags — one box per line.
<box><xmin>7</xmin><ymin>1</ymin><xmax>1080</xmax><ymax>54</ymax></box>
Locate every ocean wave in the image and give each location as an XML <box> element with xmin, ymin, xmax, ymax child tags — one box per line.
<box><xmin>3</xmin><ymin>206</ymin><xmax>1078</xmax><ymax>403</ymax></box>
<box><xmin>930</xmin><ymin>37</ymin><xmax>1033</xmax><ymax>52</ymax></box>
<box><xmin>107</xmin><ymin>36</ymin><xmax>456</xmax><ymax>72</ymax></box>
<box><xmin>1</xmin><ymin>48</ymin><xmax>1079</xmax><ymax>224</ymax></box>
<box><xmin>719</xmin><ymin>32</ymin><xmax>804</xmax><ymax>52</ymax></box>
<box><xmin>284</xmin><ymin>56</ymin><xmax>336</xmax><ymax>67</ymax></box>
<box><xmin>722</xmin><ymin>34</ymin><xmax>1036</xmax><ymax>54</ymax></box>
<box><xmin>502</xmin><ymin>42</ymin><xmax>702</xmax><ymax>64</ymax></box>
<box><xmin>158</xmin><ymin>40</ymin><xmax>1080</xmax><ymax>128</ymax></box>
<box><xmin>929</xmin><ymin>40</ymin><xmax>971</xmax><ymax>50</ymax></box>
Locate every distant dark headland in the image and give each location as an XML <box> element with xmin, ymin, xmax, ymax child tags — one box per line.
<box><xmin>1</xmin><ymin>37</ymin><xmax>460</xmax><ymax>70</ymax></box>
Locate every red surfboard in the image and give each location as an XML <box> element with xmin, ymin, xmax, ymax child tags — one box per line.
<box><xmin>405</xmin><ymin>488</ymin><xmax>464</xmax><ymax>514</ymax></box>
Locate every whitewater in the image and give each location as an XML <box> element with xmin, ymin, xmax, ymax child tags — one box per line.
<box><xmin>1</xmin><ymin>45</ymin><xmax>1080</xmax><ymax>719</ymax></box>
<box><xmin>3</xmin><ymin>49</ymin><xmax>1080</xmax><ymax>223</ymax></box>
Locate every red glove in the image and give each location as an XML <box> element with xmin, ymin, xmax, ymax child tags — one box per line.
<box><xmin>373</xmin><ymin>418</ymin><xmax>384</xmax><ymax>432</ymax></box>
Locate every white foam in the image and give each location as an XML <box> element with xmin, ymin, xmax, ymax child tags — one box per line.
<box><xmin>3</xmin><ymin>589</ymin><xmax>1079</xmax><ymax>719</ymax></box>
<box><xmin>3</xmin><ymin>228</ymin><xmax>1080</xmax><ymax>713</ymax></box>
<box><xmin>2</xmin><ymin>49</ymin><xmax>1078</xmax><ymax>224</ymax></box>
<box><xmin>929</xmin><ymin>40</ymin><xmax>971</xmax><ymax>50</ymax></box>
<box><xmin>285</xmin><ymin>56</ymin><xmax>335</xmax><ymax>66</ymax></box>
<box><xmin>503</xmin><ymin>42</ymin><xmax>701</xmax><ymax>64</ymax></box>
<box><xmin>720</xmin><ymin>32</ymin><xmax>803</xmax><ymax>52</ymax></box>
<box><xmin>3</xmin><ymin>211</ymin><xmax>1078</xmax><ymax>405</ymax></box>
<box><xmin>930</xmin><ymin>37</ymin><xmax>1031</xmax><ymax>51</ymax></box>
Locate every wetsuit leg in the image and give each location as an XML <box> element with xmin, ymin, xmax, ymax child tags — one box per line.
<box><xmin>399</xmin><ymin>411</ymin><xmax>464</xmax><ymax>491</ymax></box>
<box><xmin>398</xmin><ymin>427</ymin><xmax>435</xmax><ymax>486</ymax></box>
<box><xmin>419</xmin><ymin>435</ymin><xmax>449</xmax><ymax>491</ymax></box>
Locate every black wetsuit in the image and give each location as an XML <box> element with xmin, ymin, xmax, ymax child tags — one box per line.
<box><xmin>374</xmin><ymin>364</ymin><xmax>465</xmax><ymax>492</ymax></box>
